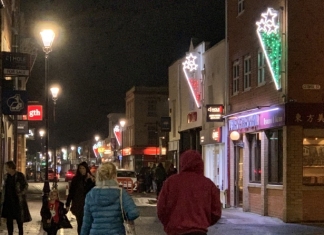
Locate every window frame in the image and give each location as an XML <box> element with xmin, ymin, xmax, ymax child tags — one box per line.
<box><xmin>258</xmin><ymin>50</ymin><xmax>266</xmax><ymax>86</ymax></box>
<box><xmin>238</xmin><ymin>0</ymin><xmax>245</xmax><ymax>15</ymax></box>
<box><xmin>232</xmin><ymin>61</ymin><xmax>240</xmax><ymax>95</ymax></box>
<box><xmin>267</xmin><ymin>129</ymin><xmax>283</xmax><ymax>185</ymax></box>
<box><xmin>243</xmin><ymin>56</ymin><xmax>251</xmax><ymax>91</ymax></box>
<box><xmin>248</xmin><ymin>133</ymin><xmax>261</xmax><ymax>183</ymax></box>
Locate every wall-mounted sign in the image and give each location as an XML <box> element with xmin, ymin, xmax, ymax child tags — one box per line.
<box><xmin>2</xmin><ymin>52</ymin><xmax>31</xmax><ymax>77</ymax></box>
<box><xmin>182</xmin><ymin>53</ymin><xmax>201</xmax><ymax>108</ymax></box>
<box><xmin>302</xmin><ymin>84</ymin><xmax>321</xmax><ymax>90</ymax></box>
<box><xmin>17</xmin><ymin>120</ymin><xmax>29</xmax><ymax>134</ymax></box>
<box><xmin>206</xmin><ymin>104</ymin><xmax>224</xmax><ymax>122</ymax></box>
<box><xmin>256</xmin><ymin>8</ymin><xmax>282</xmax><ymax>90</ymax></box>
<box><xmin>27</xmin><ymin>105</ymin><xmax>43</xmax><ymax>121</ymax></box>
<box><xmin>1</xmin><ymin>90</ymin><xmax>27</xmax><ymax>115</ymax></box>
<box><xmin>160</xmin><ymin>116</ymin><xmax>171</xmax><ymax>132</ymax></box>
<box><xmin>113</xmin><ymin>125</ymin><xmax>122</xmax><ymax>146</ymax></box>
<box><xmin>212</xmin><ymin>127</ymin><xmax>222</xmax><ymax>142</ymax></box>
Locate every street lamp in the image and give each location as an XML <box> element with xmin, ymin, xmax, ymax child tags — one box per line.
<box><xmin>40</xmin><ymin>28</ymin><xmax>55</xmax><ymax>200</ymax></box>
<box><xmin>119</xmin><ymin>119</ymin><xmax>126</xmax><ymax>168</ymax></box>
<box><xmin>38</xmin><ymin>129</ymin><xmax>45</xmax><ymax>182</ymax></box>
<box><xmin>50</xmin><ymin>85</ymin><xmax>59</xmax><ymax>189</ymax></box>
<box><xmin>71</xmin><ymin>145</ymin><xmax>75</xmax><ymax>169</ymax></box>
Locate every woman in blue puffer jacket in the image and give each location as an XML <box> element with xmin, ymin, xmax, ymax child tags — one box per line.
<box><xmin>80</xmin><ymin>162</ymin><xmax>139</xmax><ymax>235</ymax></box>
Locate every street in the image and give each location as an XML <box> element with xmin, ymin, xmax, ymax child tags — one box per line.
<box><xmin>0</xmin><ymin>180</ymin><xmax>323</xmax><ymax>235</ymax></box>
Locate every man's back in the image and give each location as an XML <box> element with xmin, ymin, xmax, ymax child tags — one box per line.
<box><xmin>157</xmin><ymin>150</ymin><xmax>221</xmax><ymax>235</ymax></box>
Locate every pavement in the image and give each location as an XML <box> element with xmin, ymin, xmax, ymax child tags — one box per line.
<box><xmin>1</xmin><ymin>184</ymin><xmax>324</xmax><ymax>234</ymax></box>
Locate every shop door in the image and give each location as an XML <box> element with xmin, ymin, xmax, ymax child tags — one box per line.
<box><xmin>234</xmin><ymin>143</ymin><xmax>243</xmax><ymax>207</ymax></box>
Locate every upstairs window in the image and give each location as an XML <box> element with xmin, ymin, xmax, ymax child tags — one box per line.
<box><xmin>258</xmin><ymin>50</ymin><xmax>266</xmax><ymax>85</ymax></box>
<box><xmin>238</xmin><ymin>0</ymin><xmax>245</xmax><ymax>14</ymax></box>
<box><xmin>232</xmin><ymin>61</ymin><xmax>239</xmax><ymax>95</ymax></box>
<box><xmin>244</xmin><ymin>56</ymin><xmax>251</xmax><ymax>90</ymax></box>
<box><xmin>147</xmin><ymin>100</ymin><xmax>157</xmax><ymax>117</ymax></box>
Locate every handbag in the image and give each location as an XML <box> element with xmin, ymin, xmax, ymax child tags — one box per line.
<box><xmin>119</xmin><ymin>189</ymin><xmax>136</xmax><ymax>235</ymax></box>
<box><xmin>59</xmin><ymin>214</ymin><xmax>73</xmax><ymax>229</ymax></box>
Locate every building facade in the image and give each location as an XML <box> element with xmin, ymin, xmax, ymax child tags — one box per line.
<box><xmin>226</xmin><ymin>0</ymin><xmax>324</xmax><ymax>222</ymax></box>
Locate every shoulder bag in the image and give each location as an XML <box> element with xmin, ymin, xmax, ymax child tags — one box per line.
<box><xmin>119</xmin><ymin>189</ymin><xmax>136</xmax><ymax>235</ymax></box>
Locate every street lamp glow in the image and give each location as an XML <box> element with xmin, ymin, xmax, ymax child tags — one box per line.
<box><xmin>119</xmin><ymin>120</ymin><xmax>126</xmax><ymax>128</ymax></box>
<box><xmin>95</xmin><ymin>135</ymin><xmax>100</xmax><ymax>142</ymax></box>
<box><xmin>50</xmin><ymin>86</ymin><xmax>59</xmax><ymax>102</ymax></box>
<box><xmin>40</xmin><ymin>29</ymin><xmax>55</xmax><ymax>53</ymax></box>
<box><xmin>39</xmin><ymin>129</ymin><xmax>45</xmax><ymax>137</ymax></box>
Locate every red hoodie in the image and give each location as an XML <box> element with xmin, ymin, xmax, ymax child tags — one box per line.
<box><xmin>157</xmin><ymin>150</ymin><xmax>222</xmax><ymax>235</ymax></box>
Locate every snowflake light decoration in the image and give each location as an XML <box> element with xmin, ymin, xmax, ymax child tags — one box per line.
<box><xmin>256</xmin><ymin>8</ymin><xmax>282</xmax><ymax>90</ymax></box>
<box><xmin>182</xmin><ymin>53</ymin><xmax>201</xmax><ymax>108</ymax></box>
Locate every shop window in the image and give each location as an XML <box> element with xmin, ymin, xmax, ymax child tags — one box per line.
<box><xmin>266</xmin><ymin>129</ymin><xmax>283</xmax><ymax>184</ymax></box>
<box><xmin>303</xmin><ymin>138</ymin><xmax>324</xmax><ymax>185</ymax></box>
<box><xmin>248</xmin><ymin>133</ymin><xmax>261</xmax><ymax>183</ymax></box>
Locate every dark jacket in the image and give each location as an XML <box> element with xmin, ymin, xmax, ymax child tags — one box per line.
<box><xmin>155</xmin><ymin>163</ymin><xmax>167</xmax><ymax>182</ymax></box>
<box><xmin>1</xmin><ymin>171</ymin><xmax>32</xmax><ymax>223</ymax></box>
<box><xmin>66</xmin><ymin>175</ymin><xmax>95</xmax><ymax>218</ymax></box>
<box><xmin>157</xmin><ymin>150</ymin><xmax>222</xmax><ymax>235</ymax></box>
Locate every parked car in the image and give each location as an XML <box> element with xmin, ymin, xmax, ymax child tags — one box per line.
<box><xmin>65</xmin><ymin>169</ymin><xmax>76</xmax><ymax>182</ymax></box>
<box><xmin>117</xmin><ymin>169</ymin><xmax>138</xmax><ymax>191</ymax></box>
<box><xmin>40</xmin><ymin>168</ymin><xmax>60</xmax><ymax>182</ymax></box>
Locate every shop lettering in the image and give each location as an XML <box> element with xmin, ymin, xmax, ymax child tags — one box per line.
<box><xmin>229</xmin><ymin>114</ymin><xmax>259</xmax><ymax>131</ymax></box>
<box><xmin>29</xmin><ymin>109</ymin><xmax>41</xmax><ymax>117</ymax></box>
<box><xmin>263</xmin><ymin>116</ymin><xmax>283</xmax><ymax>125</ymax></box>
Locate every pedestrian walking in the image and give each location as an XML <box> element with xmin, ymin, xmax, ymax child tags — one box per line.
<box><xmin>81</xmin><ymin>162</ymin><xmax>139</xmax><ymax>235</ymax></box>
<box><xmin>151</xmin><ymin>163</ymin><xmax>157</xmax><ymax>192</ymax></box>
<box><xmin>157</xmin><ymin>150</ymin><xmax>222</xmax><ymax>235</ymax></box>
<box><xmin>1</xmin><ymin>160</ymin><xmax>32</xmax><ymax>235</ymax></box>
<box><xmin>66</xmin><ymin>162</ymin><xmax>95</xmax><ymax>235</ymax></box>
<box><xmin>41</xmin><ymin>189</ymin><xmax>72</xmax><ymax>235</ymax></box>
<box><xmin>154</xmin><ymin>163</ymin><xmax>167</xmax><ymax>199</ymax></box>
<box><xmin>166</xmin><ymin>163</ymin><xmax>177</xmax><ymax>178</ymax></box>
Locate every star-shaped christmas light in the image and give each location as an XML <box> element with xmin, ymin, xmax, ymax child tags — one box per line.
<box><xmin>182</xmin><ymin>53</ymin><xmax>201</xmax><ymax>108</ymax></box>
<box><xmin>256</xmin><ymin>8</ymin><xmax>282</xmax><ymax>90</ymax></box>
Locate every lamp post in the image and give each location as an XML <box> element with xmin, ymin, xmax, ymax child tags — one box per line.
<box><xmin>50</xmin><ymin>85</ymin><xmax>59</xmax><ymax>189</ymax></box>
<box><xmin>38</xmin><ymin>129</ymin><xmax>45</xmax><ymax>182</ymax></box>
<box><xmin>71</xmin><ymin>146</ymin><xmax>75</xmax><ymax>169</ymax></box>
<box><xmin>40</xmin><ymin>28</ymin><xmax>55</xmax><ymax>200</ymax></box>
<box><xmin>119</xmin><ymin>120</ymin><xmax>126</xmax><ymax>168</ymax></box>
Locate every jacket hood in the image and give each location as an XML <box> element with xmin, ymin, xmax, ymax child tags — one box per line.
<box><xmin>180</xmin><ymin>150</ymin><xmax>204</xmax><ymax>175</ymax></box>
<box><xmin>90</xmin><ymin>180</ymin><xmax>120</xmax><ymax>207</ymax></box>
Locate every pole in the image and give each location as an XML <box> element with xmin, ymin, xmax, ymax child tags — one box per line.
<box><xmin>53</xmin><ymin>101</ymin><xmax>57</xmax><ymax>189</ymax></box>
<box><xmin>42</xmin><ymin>52</ymin><xmax>50</xmax><ymax>201</ymax></box>
<box><xmin>120</xmin><ymin>129</ymin><xmax>123</xmax><ymax>168</ymax></box>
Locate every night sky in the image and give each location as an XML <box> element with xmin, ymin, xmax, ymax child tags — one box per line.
<box><xmin>21</xmin><ymin>0</ymin><xmax>225</xmax><ymax>154</ymax></box>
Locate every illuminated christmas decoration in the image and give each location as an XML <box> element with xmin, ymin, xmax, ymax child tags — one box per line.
<box><xmin>182</xmin><ymin>53</ymin><xmax>201</xmax><ymax>108</ymax></box>
<box><xmin>256</xmin><ymin>8</ymin><xmax>282</xmax><ymax>90</ymax></box>
<box><xmin>113</xmin><ymin>125</ymin><xmax>122</xmax><ymax>146</ymax></box>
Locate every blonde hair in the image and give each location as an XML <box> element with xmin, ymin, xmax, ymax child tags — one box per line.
<box><xmin>49</xmin><ymin>189</ymin><xmax>59</xmax><ymax>201</ymax></box>
<box><xmin>96</xmin><ymin>162</ymin><xmax>117</xmax><ymax>182</ymax></box>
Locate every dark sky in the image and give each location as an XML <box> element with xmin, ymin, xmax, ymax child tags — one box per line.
<box><xmin>21</xmin><ymin>0</ymin><xmax>225</xmax><ymax>154</ymax></box>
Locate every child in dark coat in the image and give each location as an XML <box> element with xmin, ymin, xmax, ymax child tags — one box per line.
<box><xmin>41</xmin><ymin>189</ymin><xmax>69</xmax><ymax>235</ymax></box>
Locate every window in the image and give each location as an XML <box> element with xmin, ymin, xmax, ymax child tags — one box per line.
<box><xmin>148</xmin><ymin>125</ymin><xmax>157</xmax><ymax>145</ymax></box>
<box><xmin>147</xmin><ymin>100</ymin><xmax>157</xmax><ymax>117</ymax></box>
<box><xmin>248</xmin><ymin>133</ymin><xmax>261</xmax><ymax>183</ymax></box>
<box><xmin>267</xmin><ymin>129</ymin><xmax>283</xmax><ymax>184</ymax></box>
<box><xmin>238</xmin><ymin>0</ymin><xmax>245</xmax><ymax>14</ymax></box>
<box><xmin>258</xmin><ymin>50</ymin><xmax>266</xmax><ymax>85</ymax></box>
<box><xmin>244</xmin><ymin>56</ymin><xmax>251</xmax><ymax>90</ymax></box>
<box><xmin>232</xmin><ymin>61</ymin><xmax>239</xmax><ymax>95</ymax></box>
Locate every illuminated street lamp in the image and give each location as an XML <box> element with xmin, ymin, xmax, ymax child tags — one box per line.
<box><xmin>40</xmin><ymin>28</ymin><xmax>55</xmax><ymax>199</ymax></box>
<box><xmin>38</xmin><ymin>129</ymin><xmax>45</xmax><ymax>182</ymax></box>
<box><xmin>95</xmin><ymin>135</ymin><xmax>100</xmax><ymax>142</ymax></box>
<box><xmin>50</xmin><ymin>85</ymin><xmax>60</xmax><ymax>189</ymax></box>
<box><xmin>119</xmin><ymin>119</ymin><xmax>126</xmax><ymax>168</ymax></box>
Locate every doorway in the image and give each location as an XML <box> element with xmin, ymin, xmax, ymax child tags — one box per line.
<box><xmin>234</xmin><ymin>142</ymin><xmax>243</xmax><ymax>207</ymax></box>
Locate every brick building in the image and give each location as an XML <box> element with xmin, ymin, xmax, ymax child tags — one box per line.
<box><xmin>226</xmin><ymin>0</ymin><xmax>324</xmax><ymax>222</ymax></box>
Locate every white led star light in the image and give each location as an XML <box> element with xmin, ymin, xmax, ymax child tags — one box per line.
<box><xmin>256</xmin><ymin>8</ymin><xmax>282</xmax><ymax>90</ymax></box>
<box><xmin>182</xmin><ymin>53</ymin><xmax>201</xmax><ymax>108</ymax></box>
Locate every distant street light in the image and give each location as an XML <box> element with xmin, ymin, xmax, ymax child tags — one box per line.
<box><xmin>119</xmin><ymin>119</ymin><xmax>126</xmax><ymax>168</ymax></box>
<box><xmin>50</xmin><ymin>85</ymin><xmax>60</xmax><ymax>189</ymax></box>
<box><xmin>40</xmin><ymin>28</ymin><xmax>55</xmax><ymax>200</ymax></box>
<box><xmin>38</xmin><ymin>129</ymin><xmax>45</xmax><ymax>182</ymax></box>
<box><xmin>95</xmin><ymin>135</ymin><xmax>100</xmax><ymax>142</ymax></box>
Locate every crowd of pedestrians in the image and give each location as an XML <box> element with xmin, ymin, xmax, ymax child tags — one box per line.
<box><xmin>0</xmin><ymin>151</ymin><xmax>222</xmax><ymax>235</ymax></box>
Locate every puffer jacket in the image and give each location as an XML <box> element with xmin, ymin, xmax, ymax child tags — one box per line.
<box><xmin>80</xmin><ymin>180</ymin><xmax>139</xmax><ymax>235</ymax></box>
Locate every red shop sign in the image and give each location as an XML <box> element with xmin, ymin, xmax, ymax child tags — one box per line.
<box><xmin>28</xmin><ymin>105</ymin><xmax>43</xmax><ymax>121</ymax></box>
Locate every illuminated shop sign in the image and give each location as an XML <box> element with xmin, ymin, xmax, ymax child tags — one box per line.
<box><xmin>182</xmin><ymin>53</ymin><xmax>201</xmax><ymax>108</ymax></box>
<box><xmin>27</xmin><ymin>105</ymin><xmax>43</xmax><ymax>121</ymax></box>
<box><xmin>256</xmin><ymin>8</ymin><xmax>282</xmax><ymax>90</ymax></box>
<box><xmin>228</xmin><ymin>106</ymin><xmax>285</xmax><ymax>132</ymax></box>
<box><xmin>206</xmin><ymin>105</ymin><xmax>224</xmax><ymax>122</ymax></box>
<box><xmin>212</xmin><ymin>127</ymin><xmax>222</xmax><ymax>142</ymax></box>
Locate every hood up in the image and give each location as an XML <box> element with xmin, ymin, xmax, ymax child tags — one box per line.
<box><xmin>180</xmin><ymin>150</ymin><xmax>204</xmax><ymax>175</ymax></box>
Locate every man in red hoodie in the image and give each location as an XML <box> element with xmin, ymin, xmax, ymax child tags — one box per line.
<box><xmin>157</xmin><ymin>150</ymin><xmax>222</xmax><ymax>235</ymax></box>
